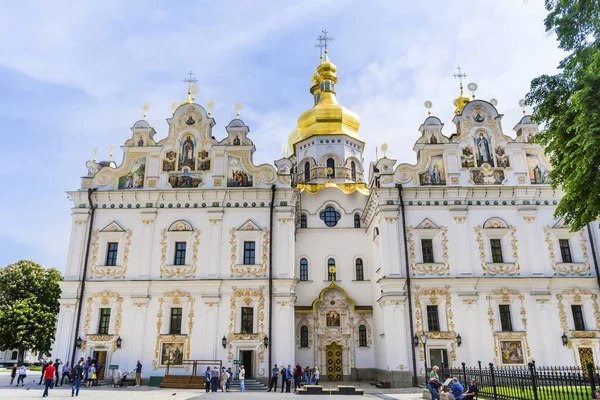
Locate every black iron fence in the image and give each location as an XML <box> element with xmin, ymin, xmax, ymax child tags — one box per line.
<box><xmin>427</xmin><ymin>361</ymin><xmax>599</xmax><ymax>400</ymax></box>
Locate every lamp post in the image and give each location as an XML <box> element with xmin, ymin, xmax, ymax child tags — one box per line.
<box><xmin>222</xmin><ymin>335</ymin><xmax>228</xmax><ymax>349</ymax></box>
<box><xmin>116</xmin><ymin>336</ymin><xmax>122</xmax><ymax>349</ymax></box>
<box><xmin>561</xmin><ymin>332</ymin><xmax>568</xmax><ymax>346</ymax></box>
<box><xmin>456</xmin><ymin>334</ymin><xmax>462</xmax><ymax>347</ymax></box>
<box><xmin>420</xmin><ymin>333</ymin><xmax>428</xmax><ymax>386</ymax></box>
<box><xmin>263</xmin><ymin>335</ymin><xmax>269</xmax><ymax>348</ymax></box>
<box><xmin>75</xmin><ymin>337</ymin><xmax>82</xmax><ymax>349</ymax></box>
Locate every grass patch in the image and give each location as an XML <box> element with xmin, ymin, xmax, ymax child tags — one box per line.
<box><xmin>478</xmin><ymin>385</ymin><xmax>593</xmax><ymax>399</ymax></box>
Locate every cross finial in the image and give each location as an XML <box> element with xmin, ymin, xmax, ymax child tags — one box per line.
<box><xmin>317</xmin><ymin>29</ymin><xmax>334</xmax><ymax>53</ymax></box>
<box><xmin>452</xmin><ymin>66</ymin><xmax>468</xmax><ymax>87</ymax></box>
<box><xmin>182</xmin><ymin>71</ymin><xmax>198</xmax><ymax>91</ymax></box>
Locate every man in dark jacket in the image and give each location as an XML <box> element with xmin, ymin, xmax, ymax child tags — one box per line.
<box><xmin>39</xmin><ymin>361</ymin><xmax>48</xmax><ymax>385</ymax></box>
<box><xmin>71</xmin><ymin>361</ymin><xmax>84</xmax><ymax>397</ymax></box>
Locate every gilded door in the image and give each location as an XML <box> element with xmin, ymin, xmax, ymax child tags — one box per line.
<box><xmin>579</xmin><ymin>347</ymin><xmax>595</xmax><ymax>375</ymax></box>
<box><xmin>92</xmin><ymin>350</ymin><xmax>107</xmax><ymax>379</ymax></box>
<box><xmin>326</xmin><ymin>342</ymin><xmax>343</xmax><ymax>381</ymax></box>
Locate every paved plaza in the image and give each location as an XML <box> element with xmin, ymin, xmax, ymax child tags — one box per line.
<box><xmin>0</xmin><ymin>371</ymin><xmax>422</xmax><ymax>399</ymax></box>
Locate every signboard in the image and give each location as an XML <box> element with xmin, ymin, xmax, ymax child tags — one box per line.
<box><xmin>109</xmin><ymin>365</ymin><xmax>119</xmax><ymax>370</ymax></box>
<box><xmin>233</xmin><ymin>360</ymin><xmax>242</xmax><ymax>365</ymax></box>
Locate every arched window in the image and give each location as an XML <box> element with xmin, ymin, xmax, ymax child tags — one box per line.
<box><xmin>326</xmin><ymin>158</ymin><xmax>336</xmax><ymax>178</ymax></box>
<box><xmin>354</xmin><ymin>213</ymin><xmax>361</xmax><ymax>228</ymax></box>
<box><xmin>358</xmin><ymin>325</ymin><xmax>367</xmax><ymax>347</ymax></box>
<box><xmin>300</xmin><ymin>258</ymin><xmax>308</xmax><ymax>281</ymax></box>
<box><xmin>328</xmin><ymin>258</ymin><xmax>336</xmax><ymax>281</ymax></box>
<box><xmin>304</xmin><ymin>162</ymin><xmax>311</xmax><ymax>182</ymax></box>
<box><xmin>355</xmin><ymin>258</ymin><xmax>364</xmax><ymax>281</ymax></box>
<box><xmin>300</xmin><ymin>325</ymin><xmax>309</xmax><ymax>347</ymax></box>
<box><xmin>320</xmin><ymin>206</ymin><xmax>341</xmax><ymax>227</ymax></box>
<box><xmin>351</xmin><ymin>161</ymin><xmax>357</xmax><ymax>180</ymax></box>
<box><xmin>11</xmin><ymin>350</ymin><xmax>18</xmax><ymax>360</ymax></box>
<box><xmin>300</xmin><ymin>214</ymin><xmax>307</xmax><ymax>229</ymax></box>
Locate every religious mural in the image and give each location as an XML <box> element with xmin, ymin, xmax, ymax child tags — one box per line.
<box><xmin>500</xmin><ymin>341</ymin><xmax>525</xmax><ymax>365</ymax></box>
<box><xmin>161</xmin><ymin>342</ymin><xmax>184</xmax><ymax>366</ymax></box>
<box><xmin>419</xmin><ymin>155</ymin><xmax>446</xmax><ymax>186</ymax></box>
<box><xmin>495</xmin><ymin>146</ymin><xmax>510</xmax><ymax>168</ymax></box>
<box><xmin>460</xmin><ymin>147</ymin><xmax>475</xmax><ymax>168</ymax></box>
<box><xmin>118</xmin><ymin>157</ymin><xmax>146</xmax><ymax>189</ymax></box>
<box><xmin>197</xmin><ymin>149</ymin><xmax>211</xmax><ymax>171</ymax></box>
<box><xmin>179</xmin><ymin>135</ymin><xmax>196</xmax><ymax>169</ymax></box>
<box><xmin>470</xmin><ymin>168</ymin><xmax>505</xmax><ymax>185</ymax></box>
<box><xmin>168</xmin><ymin>172</ymin><xmax>203</xmax><ymax>188</ymax></box>
<box><xmin>526</xmin><ymin>154</ymin><xmax>551</xmax><ymax>184</ymax></box>
<box><xmin>475</xmin><ymin>131</ymin><xmax>494</xmax><ymax>167</ymax></box>
<box><xmin>326</xmin><ymin>311</ymin><xmax>340</xmax><ymax>327</ymax></box>
<box><xmin>227</xmin><ymin>156</ymin><xmax>253</xmax><ymax>187</ymax></box>
<box><xmin>163</xmin><ymin>151</ymin><xmax>176</xmax><ymax>172</ymax></box>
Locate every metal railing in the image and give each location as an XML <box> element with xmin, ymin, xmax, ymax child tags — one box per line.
<box><xmin>428</xmin><ymin>361</ymin><xmax>599</xmax><ymax>400</ymax></box>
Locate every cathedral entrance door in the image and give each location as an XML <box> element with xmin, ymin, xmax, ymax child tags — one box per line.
<box><xmin>579</xmin><ymin>347</ymin><xmax>595</xmax><ymax>375</ymax></box>
<box><xmin>240</xmin><ymin>350</ymin><xmax>253</xmax><ymax>379</ymax></box>
<box><xmin>326</xmin><ymin>342</ymin><xmax>343</xmax><ymax>381</ymax></box>
<box><xmin>92</xmin><ymin>350</ymin><xmax>107</xmax><ymax>379</ymax></box>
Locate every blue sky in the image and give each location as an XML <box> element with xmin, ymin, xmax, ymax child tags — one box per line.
<box><xmin>0</xmin><ymin>1</ymin><xmax>565</xmax><ymax>271</ymax></box>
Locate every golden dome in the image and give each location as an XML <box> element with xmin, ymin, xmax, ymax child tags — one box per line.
<box><xmin>296</xmin><ymin>51</ymin><xmax>361</xmax><ymax>146</ymax></box>
<box><xmin>453</xmin><ymin>85</ymin><xmax>471</xmax><ymax>115</ymax></box>
<box><xmin>288</xmin><ymin>129</ymin><xmax>300</xmax><ymax>155</ymax></box>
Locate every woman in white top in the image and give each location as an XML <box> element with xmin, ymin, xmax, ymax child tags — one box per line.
<box><xmin>17</xmin><ymin>365</ymin><xmax>27</xmax><ymax>386</ymax></box>
<box><xmin>313</xmin><ymin>367</ymin><xmax>320</xmax><ymax>385</ymax></box>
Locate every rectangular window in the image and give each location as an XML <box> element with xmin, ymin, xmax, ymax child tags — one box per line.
<box><xmin>243</xmin><ymin>241</ymin><xmax>256</xmax><ymax>265</ymax></box>
<box><xmin>241</xmin><ymin>307</ymin><xmax>253</xmax><ymax>334</ymax></box>
<box><xmin>422</xmin><ymin>239</ymin><xmax>434</xmax><ymax>263</ymax></box>
<box><xmin>426</xmin><ymin>305</ymin><xmax>440</xmax><ymax>332</ymax></box>
<box><xmin>174</xmin><ymin>242</ymin><xmax>187</xmax><ymax>266</ymax></box>
<box><xmin>559</xmin><ymin>239</ymin><xmax>573</xmax><ymax>263</ymax></box>
<box><xmin>499</xmin><ymin>305</ymin><xmax>513</xmax><ymax>332</ymax></box>
<box><xmin>170</xmin><ymin>308</ymin><xmax>183</xmax><ymax>335</ymax></box>
<box><xmin>490</xmin><ymin>239</ymin><xmax>504</xmax><ymax>263</ymax></box>
<box><xmin>572</xmin><ymin>305</ymin><xmax>586</xmax><ymax>331</ymax></box>
<box><xmin>98</xmin><ymin>308</ymin><xmax>111</xmax><ymax>334</ymax></box>
<box><xmin>105</xmin><ymin>242</ymin><xmax>118</xmax><ymax>266</ymax></box>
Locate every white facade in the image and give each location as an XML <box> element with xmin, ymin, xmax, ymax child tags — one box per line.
<box><xmin>52</xmin><ymin>55</ymin><xmax>600</xmax><ymax>386</ymax></box>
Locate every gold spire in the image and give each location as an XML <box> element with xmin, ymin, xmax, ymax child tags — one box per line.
<box><xmin>452</xmin><ymin>66</ymin><xmax>471</xmax><ymax>115</ymax></box>
<box><xmin>180</xmin><ymin>71</ymin><xmax>198</xmax><ymax>106</ymax></box>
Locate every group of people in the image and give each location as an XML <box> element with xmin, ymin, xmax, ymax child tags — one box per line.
<box><xmin>33</xmin><ymin>359</ymin><xmax>86</xmax><ymax>397</ymax></box>
<box><xmin>266</xmin><ymin>363</ymin><xmax>320</xmax><ymax>393</ymax></box>
<box><xmin>204</xmin><ymin>365</ymin><xmax>243</xmax><ymax>392</ymax></box>
<box><xmin>427</xmin><ymin>366</ymin><xmax>479</xmax><ymax>400</ymax></box>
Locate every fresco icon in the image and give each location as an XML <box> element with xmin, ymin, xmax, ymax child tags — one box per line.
<box><xmin>419</xmin><ymin>155</ymin><xmax>446</xmax><ymax>186</ymax></box>
<box><xmin>227</xmin><ymin>156</ymin><xmax>253</xmax><ymax>187</ymax></box>
<box><xmin>118</xmin><ymin>157</ymin><xmax>146</xmax><ymax>189</ymax></box>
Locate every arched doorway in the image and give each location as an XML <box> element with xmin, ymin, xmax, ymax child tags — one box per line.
<box><xmin>326</xmin><ymin>342</ymin><xmax>343</xmax><ymax>381</ymax></box>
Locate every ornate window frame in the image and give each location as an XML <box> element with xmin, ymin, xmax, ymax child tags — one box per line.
<box><xmin>414</xmin><ymin>286</ymin><xmax>457</xmax><ymax>363</ymax></box>
<box><xmin>152</xmin><ymin>290</ymin><xmax>195</xmax><ymax>370</ymax></box>
<box><xmin>557</xmin><ymin>288</ymin><xmax>600</xmax><ymax>342</ymax></box>
<box><xmin>229</xmin><ymin>220</ymin><xmax>269</xmax><ymax>277</ymax></box>
<box><xmin>474</xmin><ymin>217</ymin><xmax>519</xmax><ymax>276</ymax></box>
<box><xmin>89</xmin><ymin>222</ymin><xmax>132</xmax><ymax>279</ymax></box>
<box><xmin>159</xmin><ymin>220</ymin><xmax>200</xmax><ymax>278</ymax></box>
<box><xmin>486</xmin><ymin>288</ymin><xmax>530</xmax><ymax>366</ymax></box>
<box><xmin>227</xmin><ymin>287</ymin><xmax>266</xmax><ymax>365</ymax></box>
<box><xmin>407</xmin><ymin>218</ymin><xmax>449</xmax><ymax>276</ymax></box>
<box><xmin>355</xmin><ymin>317</ymin><xmax>372</xmax><ymax>347</ymax></box>
<box><xmin>544</xmin><ymin>221</ymin><xmax>590</xmax><ymax>276</ymax></box>
<box><xmin>296</xmin><ymin>316</ymin><xmax>313</xmax><ymax>349</ymax></box>
<box><xmin>82</xmin><ymin>291</ymin><xmax>124</xmax><ymax>354</ymax></box>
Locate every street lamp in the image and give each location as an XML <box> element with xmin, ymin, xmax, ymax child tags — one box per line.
<box><xmin>456</xmin><ymin>334</ymin><xmax>462</xmax><ymax>347</ymax></box>
<box><xmin>263</xmin><ymin>335</ymin><xmax>269</xmax><ymax>348</ymax></box>
<box><xmin>222</xmin><ymin>335</ymin><xmax>228</xmax><ymax>349</ymax></box>
<box><xmin>561</xmin><ymin>332</ymin><xmax>568</xmax><ymax>346</ymax></box>
<box><xmin>420</xmin><ymin>333</ymin><xmax>428</xmax><ymax>386</ymax></box>
<box><xmin>412</xmin><ymin>334</ymin><xmax>419</xmax><ymax>347</ymax></box>
<box><xmin>116</xmin><ymin>336</ymin><xmax>122</xmax><ymax>349</ymax></box>
<box><xmin>75</xmin><ymin>337</ymin><xmax>83</xmax><ymax>349</ymax></box>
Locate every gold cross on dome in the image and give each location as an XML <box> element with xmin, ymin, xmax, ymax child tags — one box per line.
<box><xmin>317</xmin><ymin>29</ymin><xmax>334</xmax><ymax>52</ymax></box>
<box><xmin>452</xmin><ymin>66</ymin><xmax>468</xmax><ymax>87</ymax></box>
<box><xmin>182</xmin><ymin>71</ymin><xmax>198</xmax><ymax>91</ymax></box>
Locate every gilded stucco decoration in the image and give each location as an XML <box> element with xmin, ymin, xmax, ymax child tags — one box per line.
<box><xmin>228</xmin><ymin>287</ymin><xmax>266</xmax><ymax>363</ymax></box>
<box><xmin>229</xmin><ymin>227</ymin><xmax>269</xmax><ymax>277</ymax></box>
<box><xmin>557</xmin><ymin>289</ymin><xmax>600</xmax><ymax>348</ymax></box>
<box><xmin>153</xmin><ymin>290</ymin><xmax>195</xmax><ymax>369</ymax></box>
<box><xmin>82</xmin><ymin>291</ymin><xmax>123</xmax><ymax>351</ymax></box>
<box><xmin>486</xmin><ymin>288</ymin><xmax>530</xmax><ymax>366</ymax></box>
<box><xmin>226</xmin><ymin>150</ymin><xmax>276</xmax><ymax>185</ymax></box>
<box><xmin>544</xmin><ymin>227</ymin><xmax>590</xmax><ymax>276</ymax></box>
<box><xmin>414</xmin><ymin>286</ymin><xmax>457</xmax><ymax>361</ymax></box>
<box><xmin>159</xmin><ymin>228</ymin><xmax>201</xmax><ymax>278</ymax></box>
<box><xmin>474</xmin><ymin>225</ymin><xmax>520</xmax><ymax>276</ymax></box>
<box><xmin>407</xmin><ymin>225</ymin><xmax>450</xmax><ymax>276</ymax></box>
<box><xmin>88</xmin><ymin>229</ymin><xmax>132</xmax><ymax>279</ymax></box>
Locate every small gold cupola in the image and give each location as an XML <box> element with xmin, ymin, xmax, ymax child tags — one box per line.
<box><xmin>452</xmin><ymin>66</ymin><xmax>471</xmax><ymax>115</ymax></box>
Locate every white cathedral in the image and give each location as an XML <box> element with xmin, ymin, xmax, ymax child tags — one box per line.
<box><xmin>51</xmin><ymin>50</ymin><xmax>600</xmax><ymax>387</ymax></box>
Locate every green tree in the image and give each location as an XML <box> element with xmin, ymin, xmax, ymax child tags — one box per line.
<box><xmin>0</xmin><ymin>260</ymin><xmax>62</xmax><ymax>364</ymax></box>
<box><xmin>527</xmin><ymin>0</ymin><xmax>600</xmax><ymax>231</ymax></box>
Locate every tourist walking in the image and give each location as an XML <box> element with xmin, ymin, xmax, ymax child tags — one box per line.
<box><xmin>267</xmin><ymin>363</ymin><xmax>278</xmax><ymax>392</ymax></box>
<box><xmin>285</xmin><ymin>364</ymin><xmax>292</xmax><ymax>392</ymax></box>
<box><xmin>83</xmin><ymin>358</ymin><xmax>90</xmax><ymax>384</ymax></box>
<box><xmin>313</xmin><ymin>367</ymin><xmax>320</xmax><ymax>385</ymax></box>
<box><xmin>204</xmin><ymin>366</ymin><xmax>211</xmax><ymax>392</ymax></box>
<box><xmin>210</xmin><ymin>365</ymin><xmax>219</xmax><ymax>392</ymax></box>
<box><xmin>54</xmin><ymin>359</ymin><xmax>62</xmax><ymax>387</ymax></box>
<box><xmin>305</xmin><ymin>366</ymin><xmax>311</xmax><ymax>385</ymax></box>
<box><xmin>280</xmin><ymin>364</ymin><xmax>286</xmax><ymax>392</ymax></box>
<box><xmin>17</xmin><ymin>365</ymin><xmax>27</xmax><ymax>386</ymax></box>
<box><xmin>42</xmin><ymin>360</ymin><xmax>56</xmax><ymax>397</ymax></box>
<box><xmin>294</xmin><ymin>363</ymin><xmax>303</xmax><ymax>392</ymax></box>
<box><xmin>39</xmin><ymin>361</ymin><xmax>48</xmax><ymax>385</ymax></box>
<box><xmin>86</xmin><ymin>364</ymin><xmax>96</xmax><ymax>387</ymax></box>
<box><xmin>226</xmin><ymin>367</ymin><xmax>233</xmax><ymax>391</ymax></box>
<box><xmin>60</xmin><ymin>362</ymin><xmax>72</xmax><ymax>386</ymax></box>
<box><xmin>10</xmin><ymin>363</ymin><xmax>17</xmax><ymax>385</ymax></box>
<box><xmin>135</xmin><ymin>360</ymin><xmax>142</xmax><ymax>387</ymax></box>
<box><xmin>71</xmin><ymin>360</ymin><xmax>84</xmax><ymax>397</ymax></box>
<box><xmin>239</xmin><ymin>365</ymin><xmax>246</xmax><ymax>392</ymax></box>
<box><xmin>220</xmin><ymin>367</ymin><xmax>229</xmax><ymax>392</ymax></box>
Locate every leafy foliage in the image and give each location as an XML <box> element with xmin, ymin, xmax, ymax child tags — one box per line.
<box><xmin>526</xmin><ymin>0</ymin><xmax>600</xmax><ymax>230</ymax></box>
<box><xmin>0</xmin><ymin>260</ymin><xmax>62</xmax><ymax>363</ymax></box>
